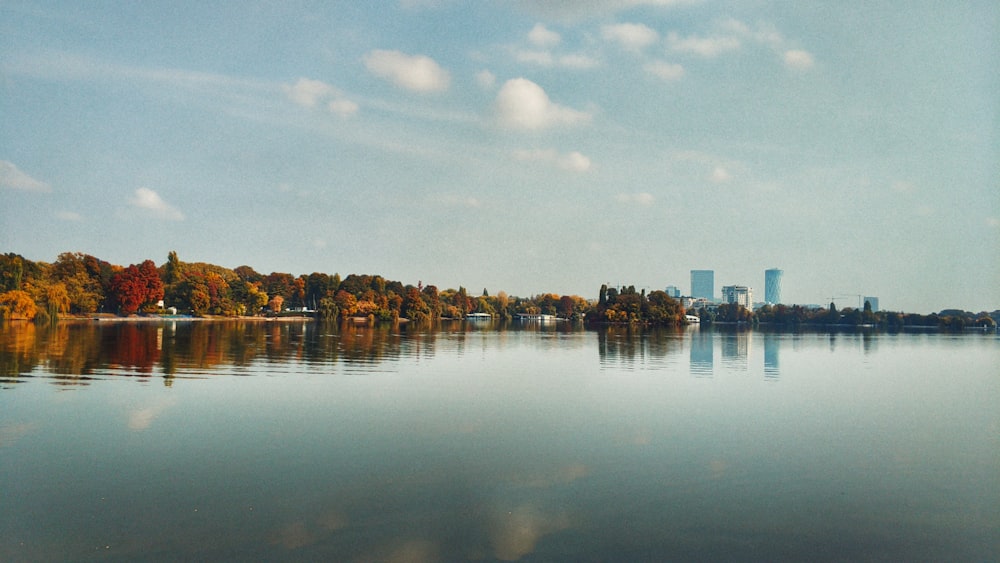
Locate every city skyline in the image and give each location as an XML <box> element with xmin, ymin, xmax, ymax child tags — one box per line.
<box><xmin>1</xmin><ymin>2</ymin><xmax>997</xmax><ymax>313</ymax></box>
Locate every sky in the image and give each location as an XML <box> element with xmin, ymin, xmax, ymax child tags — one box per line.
<box><xmin>1</xmin><ymin>1</ymin><xmax>997</xmax><ymax>313</ymax></box>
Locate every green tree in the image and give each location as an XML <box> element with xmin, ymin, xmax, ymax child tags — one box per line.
<box><xmin>164</xmin><ymin>250</ymin><xmax>184</xmax><ymax>284</ymax></box>
<box><xmin>317</xmin><ymin>296</ymin><xmax>340</xmax><ymax>321</ymax></box>
<box><xmin>0</xmin><ymin>254</ymin><xmax>24</xmax><ymax>291</ymax></box>
<box><xmin>51</xmin><ymin>253</ymin><xmax>111</xmax><ymax>313</ymax></box>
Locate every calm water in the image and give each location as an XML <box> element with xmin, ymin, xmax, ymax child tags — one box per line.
<box><xmin>1</xmin><ymin>320</ymin><xmax>997</xmax><ymax>562</ymax></box>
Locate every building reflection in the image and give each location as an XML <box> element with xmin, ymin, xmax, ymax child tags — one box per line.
<box><xmin>689</xmin><ymin>328</ymin><xmax>713</xmax><ymax>377</ymax></box>
<box><xmin>720</xmin><ymin>330</ymin><xmax>750</xmax><ymax>372</ymax></box>
<box><xmin>862</xmin><ymin>331</ymin><xmax>876</xmax><ymax>355</ymax></box>
<box><xmin>763</xmin><ymin>333</ymin><xmax>780</xmax><ymax>380</ymax></box>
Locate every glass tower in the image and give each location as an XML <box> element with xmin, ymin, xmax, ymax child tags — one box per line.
<box><xmin>765</xmin><ymin>268</ymin><xmax>783</xmax><ymax>304</ymax></box>
<box><xmin>690</xmin><ymin>270</ymin><xmax>714</xmax><ymax>300</ymax></box>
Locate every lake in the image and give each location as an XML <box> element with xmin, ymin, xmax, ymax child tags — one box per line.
<box><xmin>1</xmin><ymin>320</ymin><xmax>997</xmax><ymax>561</ymax></box>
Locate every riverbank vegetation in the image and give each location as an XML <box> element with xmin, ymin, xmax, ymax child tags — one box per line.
<box><xmin>1</xmin><ymin>251</ymin><xmax>995</xmax><ymax>330</ymax></box>
<box><xmin>0</xmin><ymin>251</ymin><xmax>591</xmax><ymax>324</ymax></box>
<box><xmin>588</xmin><ymin>284</ymin><xmax>686</xmax><ymax>325</ymax></box>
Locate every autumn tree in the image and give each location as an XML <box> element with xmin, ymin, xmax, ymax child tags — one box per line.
<box><xmin>51</xmin><ymin>252</ymin><xmax>112</xmax><ymax>313</ymax></box>
<box><xmin>402</xmin><ymin>287</ymin><xmax>431</xmax><ymax>323</ymax></box>
<box><xmin>108</xmin><ymin>260</ymin><xmax>164</xmax><ymax>315</ymax></box>
<box><xmin>234</xmin><ymin>265</ymin><xmax>263</xmax><ymax>284</ymax></box>
<box><xmin>421</xmin><ymin>285</ymin><xmax>441</xmax><ymax>319</ymax></box>
<box><xmin>43</xmin><ymin>283</ymin><xmax>71</xmax><ymax>320</ymax></box>
<box><xmin>240</xmin><ymin>282</ymin><xmax>269</xmax><ymax>316</ymax></box>
<box><xmin>264</xmin><ymin>272</ymin><xmax>296</xmax><ymax>301</ymax></box>
<box><xmin>0</xmin><ymin>290</ymin><xmax>38</xmax><ymax>320</ymax></box>
<box><xmin>333</xmin><ymin>290</ymin><xmax>357</xmax><ymax>318</ymax></box>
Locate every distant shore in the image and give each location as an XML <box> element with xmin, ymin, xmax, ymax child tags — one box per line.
<box><xmin>67</xmin><ymin>314</ymin><xmax>316</xmax><ymax>323</ymax></box>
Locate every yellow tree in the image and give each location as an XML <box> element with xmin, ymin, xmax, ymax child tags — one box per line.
<box><xmin>45</xmin><ymin>282</ymin><xmax>71</xmax><ymax>319</ymax></box>
<box><xmin>0</xmin><ymin>290</ymin><xmax>38</xmax><ymax>320</ymax></box>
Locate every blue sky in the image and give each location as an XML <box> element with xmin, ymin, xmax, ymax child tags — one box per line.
<box><xmin>1</xmin><ymin>1</ymin><xmax>997</xmax><ymax>312</ymax></box>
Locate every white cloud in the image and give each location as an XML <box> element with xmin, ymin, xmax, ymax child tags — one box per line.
<box><xmin>284</xmin><ymin>78</ymin><xmax>357</xmax><ymax>116</ymax></box>
<box><xmin>602</xmin><ymin>23</ymin><xmax>659</xmax><ymax>52</ymax></box>
<box><xmin>616</xmin><ymin>192</ymin><xmax>655</xmax><ymax>206</ymax></box>
<box><xmin>363</xmin><ymin>49</ymin><xmax>450</xmax><ymax>93</ymax></box>
<box><xmin>528</xmin><ymin>23</ymin><xmax>561</xmax><ymax>48</ymax></box>
<box><xmin>718</xmin><ymin>18</ymin><xmax>783</xmax><ymax>48</ymax></box>
<box><xmin>513</xmin><ymin>149</ymin><xmax>592</xmax><ymax>172</ymax></box>
<box><xmin>710</xmin><ymin>166</ymin><xmax>732</xmax><ymax>183</ymax></box>
<box><xmin>682</xmin><ymin>18</ymin><xmax>810</xmax><ymax>68</ymax></box>
<box><xmin>559</xmin><ymin>151</ymin><xmax>592</xmax><ymax>172</ymax></box>
<box><xmin>667</xmin><ymin>31</ymin><xmax>741</xmax><ymax>57</ymax></box>
<box><xmin>55</xmin><ymin>210</ymin><xmax>83</xmax><ymax>221</ymax></box>
<box><xmin>327</xmin><ymin>98</ymin><xmax>359</xmax><ymax>117</ymax></box>
<box><xmin>476</xmin><ymin>69</ymin><xmax>497</xmax><ymax>89</ymax></box>
<box><xmin>516</xmin><ymin>49</ymin><xmax>555</xmax><ymax>66</ymax></box>
<box><xmin>494</xmin><ymin>78</ymin><xmax>591</xmax><ymax>130</ymax></box>
<box><xmin>129</xmin><ymin>187</ymin><xmax>184</xmax><ymax>221</ymax></box>
<box><xmin>783</xmin><ymin>49</ymin><xmax>815</xmax><ymax>70</ymax></box>
<box><xmin>557</xmin><ymin>53</ymin><xmax>600</xmax><ymax>69</ymax></box>
<box><xmin>644</xmin><ymin>60</ymin><xmax>685</xmax><ymax>80</ymax></box>
<box><xmin>515</xmin><ymin>50</ymin><xmax>599</xmax><ymax>69</ymax></box>
<box><xmin>0</xmin><ymin>161</ymin><xmax>51</xmax><ymax>192</ymax></box>
<box><xmin>516</xmin><ymin>0</ymin><xmax>696</xmax><ymax>21</ymax></box>
<box><xmin>284</xmin><ymin>77</ymin><xmax>334</xmax><ymax>107</ymax></box>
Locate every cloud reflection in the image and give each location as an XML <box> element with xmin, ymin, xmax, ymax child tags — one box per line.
<box><xmin>505</xmin><ymin>463</ymin><xmax>588</xmax><ymax>488</ymax></box>
<box><xmin>271</xmin><ymin>520</ymin><xmax>315</xmax><ymax>550</ymax></box>
<box><xmin>126</xmin><ymin>397</ymin><xmax>176</xmax><ymax>431</ymax></box>
<box><xmin>490</xmin><ymin>504</ymin><xmax>570</xmax><ymax>561</ymax></box>
<box><xmin>0</xmin><ymin>421</ymin><xmax>37</xmax><ymax>447</ymax></box>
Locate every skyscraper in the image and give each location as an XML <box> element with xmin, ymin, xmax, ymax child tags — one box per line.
<box><xmin>690</xmin><ymin>270</ymin><xmax>714</xmax><ymax>300</ymax></box>
<box><xmin>765</xmin><ymin>268</ymin><xmax>783</xmax><ymax>304</ymax></box>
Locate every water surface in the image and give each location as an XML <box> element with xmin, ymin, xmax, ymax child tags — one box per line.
<box><xmin>1</xmin><ymin>321</ymin><xmax>997</xmax><ymax>561</ymax></box>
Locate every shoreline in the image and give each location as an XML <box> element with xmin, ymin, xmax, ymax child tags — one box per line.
<box><xmin>67</xmin><ymin>314</ymin><xmax>316</xmax><ymax>323</ymax></box>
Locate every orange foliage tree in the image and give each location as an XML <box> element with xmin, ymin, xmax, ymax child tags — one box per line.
<box><xmin>108</xmin><ymin>260</ymin><xmax>164</xmax><ymax>315</ymax></box>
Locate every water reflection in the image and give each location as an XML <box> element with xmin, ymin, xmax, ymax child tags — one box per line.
<box><xmin>596</xmin><ymin>326</ymin><xmax>683</xmax><ymax>370</ymax></box>
<box><xmin>764</xmin><ymin>333</ymin><xmax>780</xmax><ymax>380</ymax></box>
<box><xmin>2</xmin><ymin>322</ymin><xmax>809</xmax><ymax>384</ymax></box>
<box><xmin>2</xmin><ymin>322</ymin><xmax>998</xmax><ymax>561</ymax></box>
<box><xmin>689</xmin><ymin>327</ymin><xmax>714</xmax><ymax>377</ymax></box>
<box><xmin>719</xmin><ymin>329</ymin><xmax>751</xmax><ymax>372</ymax></box>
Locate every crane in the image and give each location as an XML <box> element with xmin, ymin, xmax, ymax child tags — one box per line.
<box><xmin>839</xmin><ymin>294</ymin><xmax>863</xmax><ymax>309</ymax></box>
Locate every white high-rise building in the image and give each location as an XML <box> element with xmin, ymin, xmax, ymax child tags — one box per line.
<box><xmin>722</xmin><ymin>285</ymin><xmax>753</xmax><ymax>308</ymax></box>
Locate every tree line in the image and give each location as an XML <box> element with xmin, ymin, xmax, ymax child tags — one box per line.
<box><xmin>0</xmin><ymin>251</ymin><xmax>593</xmax><ymax>323</ymax></box>
<box><xmin>709</xmin><ymin>301</ymin><xmax>998</xmax><ymax>330</ymax></box>
<box><xmin>1</xmin><ymin>251</ymin><xmax>995</xmax><ymax>330</ymax></box>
